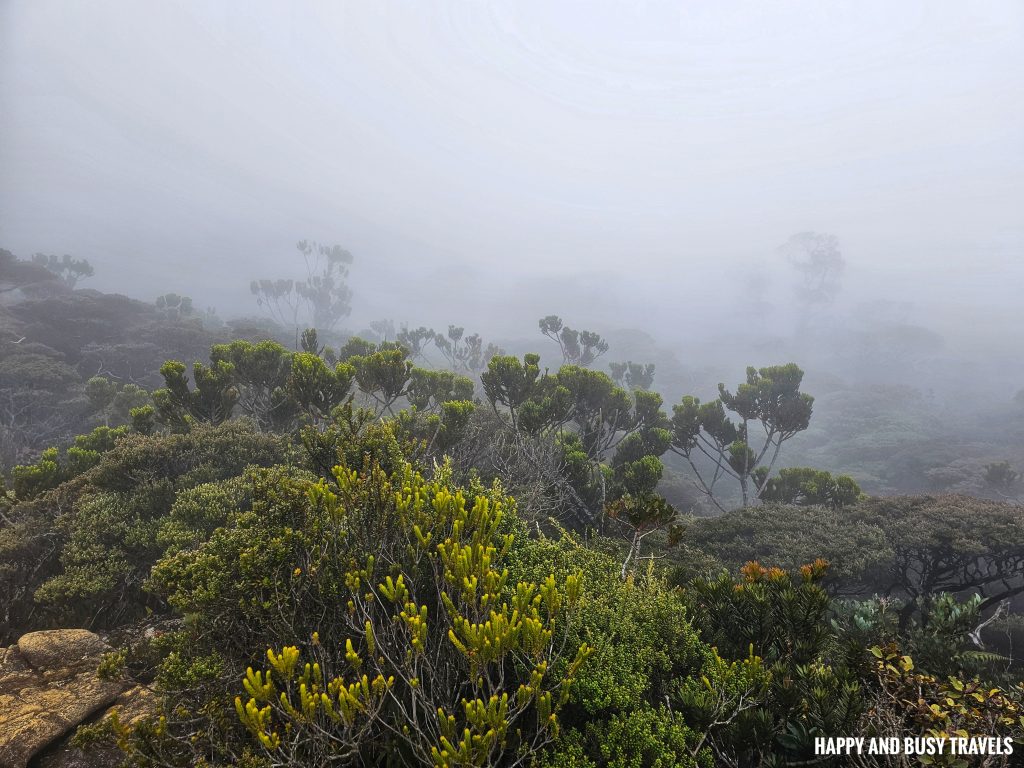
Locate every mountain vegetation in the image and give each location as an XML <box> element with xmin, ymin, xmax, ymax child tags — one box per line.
<box><xmin>2</xmin><ymin>246</ymin><xmax>1024</xmax><ymax>766</ymax></box>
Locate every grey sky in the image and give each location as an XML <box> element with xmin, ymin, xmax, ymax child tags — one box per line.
<box><xmin>1</xmin><ymin>0</ymin><xmax>1021</xmax><ymax>336</ymax></box>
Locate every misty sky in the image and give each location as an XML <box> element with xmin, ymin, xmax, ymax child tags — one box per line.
<box><xmin>1</xmin><ymin>1</ymin><xmax>1021</xmax><ymax>338</ymax></box>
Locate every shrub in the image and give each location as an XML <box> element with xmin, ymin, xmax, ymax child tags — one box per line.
<box><xmin>683</xmin><ymin>503</ymin><xmax>890</xmax><ymax>592</ymax></box>
<box><xmin>0</xmin><ymin>421</ymin><xmax>289</xmax><ymax>637</ymax></box>
<box><xmin>857</xmin><ymin>645</ymin><xmax>1024</xmax><ymax>767</ymax></box>
<box><xmin>10</xmin><ymin>425</ymin><xmax>128</xmax><ymax>499</ymax></box>
<box><xmin>758</xmin><ymin>466</ymin><xmax>862</xmax><ymax>508</ymax></box>
<box><xmin>679</xmin><ymin>562</ymin><xmax>863</xmax><ymax>765</ymax></box>
<box><xmin>131</xmin><ymin>458</ymin><xmax>592</xmax><ymax>767</ymax></box>
<box><xmin>849</xmin><ymin>495</ymin><xmax>1024</xmax><ymax>627</ymax></box>
<box><xmin>512</xmin><ymin>535</ymin><xmax>754</xmax><ymax>768</ymax></box>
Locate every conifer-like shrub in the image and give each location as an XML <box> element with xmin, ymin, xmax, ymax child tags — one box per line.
<box><xmin>678</xmin><ymin>561</ymin><xmax>864</xmax><ymax>765</ymax></box>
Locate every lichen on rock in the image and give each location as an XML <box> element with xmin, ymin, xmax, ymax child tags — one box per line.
<box><xmin>0</xmin><ymin>629</ymin><xmax>124</xmax><ymax>768</ymax></box>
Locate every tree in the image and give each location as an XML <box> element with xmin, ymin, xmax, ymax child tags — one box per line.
<box><xmin>538</xmin><ymin>315</ymin><xmax>608</xmax><ymax>367</ymax></box>
<box><xmin>287</xmin><ymin>352</ymin><xmax>354</xmax><ymax>424</ymax></box>
<box><xmin>480</xmin><ymin>354</ymin><xmax>551</xmax><ymax>433</ymax></box>
<box><xmin>850</xmin><ymin>495</ymin><xmax>1024</xmax><ymax>627</ymax></box>
<box><xmin>670</xmin><ymin>364</ymin><xmax>814</xmax><ymax>510</ymax></box>
<box><xmin>0</xmin><ymin>247</ymin><xmax>58</xmax><ymax>295</ymax></box>
<box><xmin>154</xmin><ymin>293</ymin><xmax>194</xmax><ymax>320</ymax></box>
<box><xmin>295</xmin><ymin>240</ymin><xmax>354</xmax><ymax>334</ymax></box>
<box><xmin>396</xmin><ymin>325</ymin><xmax>436</xmax><ymax>361</ymax></box>
<box><xmin>481</xmin><ymin>355</ymin><xmax>673</xmax><ymax>529</ymax></box>
<box><xmin>984</xmin><ymin>461</ymin><xmax>1021</xmax><ymax>501</ymax></box>
<box><xmin>609</xmin><ymin>361</ymin><xmax>655</xmax><ymax>391</ymax></box>
<box><xmin>31</xmin><ymin>252</ymin><xmax>94</xmax><ymax>288</ymax></box>
<box><xmin>152</xmin><ymin>360</ymin><xmax>238</xmax><ymax>430</ymax></box>
<box><xmin>406</xmin><ymin>367</ymin><xmax>474</xmax><ymax>413</ymax></box>
<box><xmin>759</xmin><ymin>467</ymin><xmax>862</xmax><ymax>509</ymax></box>
<box><xmin>251</xmin><ymin>240</ymin><xmax>354</xmax><ymax>337</ymax></box>
<box><xmin>395</xmin><ymin>398</ymin><xmax>477</xmax><ymax>460</ymax></box>
<box><xmin>0</xmin><ymin>348</ymin><xmax>84</xmax><ymax>468</ymax></box>
<box><xmin>435</xmin><ymin>325</ymin><xmax>502</xmax><ymax>374</ymax></box>
<box><xmin>300</xmin><ymin>327</ymin><xmax>326</xmax><ymax>356</ymax></box>
<box><xmin>777</xmin><ymin>232</ymin><xmax>844</xmax><ymax>309</ymax></box>
<box><xmin>368</xmin><ymin>318</ymin><xmax>395</xmax><ymax>342</ymax></box>
<box><xmin>556</xmin><ymin>365</ymin><xmax>636</xmax><ymax>461</ymax></box>
<box><xmin>85</xmin><ymin>376</ymin><xmax>150</xmax><ymax>428</ymax></box>
<box><xmin>337</xmin><ymin>336</ymin><xmax>377</xmax><ymax>363</ymax></box>
<box><xmin>348</xmin><ymin>344</ymin><xmax>414</xmax><ymax>415</ymax></box>
<box><xmin>209</xmin><ymin>340</ymin><xmax>296</xmax><ymax>431</ymax></box>
<box><xmin>605</xmin><ymin>493</ymin><xmax>681</xmax><ymax>579</ymax></box>
<box><xmin>250</xmin><ymin>278</ymin><xmax>302</xmax><ymax>332</ymax></box>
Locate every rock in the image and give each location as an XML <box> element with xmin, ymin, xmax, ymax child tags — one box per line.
<box><xmin>17</xmin><ymin>630</ymin><xmax>110</xmax><ymax>670</ymax></box>
<box><xmin>108</xmin><ymin>684</ymin><xmax>158</xmax><ymax>727</ymax></box>
<box><xmin>0</xmin><ymin>679</ymin><xmax>123</xmax><ymax>768</ymax></box>
<box><xmin>0</xmin><ymin>630</ymin><xmax>124</xmax><ymax>768</ymax></box>
<box><xmin>0</xmin><ymin>644</ymin><xmax>34</xmax><ymax>689</ymax></box>
<box><xmin>32</xmin><ymin>685</ymin><xmax>159</xmax><ymax>768</ymax></box>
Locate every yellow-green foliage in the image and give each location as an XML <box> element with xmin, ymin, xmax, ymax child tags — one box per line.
<box><xmin>300</xmin><ymin>402</ymin><xmax>410</xmax><ymax>478</ymax></box>
<box><xmin>593</xmin><ymin>706</ymin><xmax>713</xmax><ymax>768</ymax></box>
<box><xmin>224</xmin><ymin>458</ymin><xmax>592</xmax><ymax>767</ymax></box>
<box><xmin>10</xmin><ymin>425</ymin><xmax>128</xmax><ymax>499</ymax></box>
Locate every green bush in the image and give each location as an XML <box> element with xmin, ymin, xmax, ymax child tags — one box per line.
<box><xmin>10</xmin><ymin>425</ymin><xmax>128</xmax><ymax>499</ymax></box>
<box><xmin>512</xmin><ymin>535</ymin><xmax>757</xmax><ymax>767</ymax></box>
<box><xmin>127</xmin><ymin>455</ymin><xmax>593</xmax><ymax>767</ymax></box>
<box><xmin>683</xmin><ymin>503</ymin><xmax>890</xmax><ymax>590</ymax></box>
<box><xmin>679</xmin><ymin>562</ymin><xmax>863</xmax><ymax>766</ymax></box>
<box><xmin>758</xmin><ymin>466</ymin><xmax>862</xmax><ymax>508</ymax></box>
<box><xmin>0</xmin><ymin>421</ymin><xmax>289</xmax><ymax>638</ymax></box>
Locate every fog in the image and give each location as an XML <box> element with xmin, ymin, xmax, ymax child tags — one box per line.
<box><xmin>1</xmin><ymin>1</ymin><xmax>1022</xmax><ymax>377</ymax></box>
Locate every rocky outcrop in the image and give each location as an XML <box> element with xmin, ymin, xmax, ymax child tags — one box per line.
<box><xmin>0</xmin><ymin>630</ymin><xmax>124</xmax><ymax>768</ymax></box>
<box><xmin>107</xmin><ymin>684</ymin><xmax>159</xmax><ymax>727</ymax></box>
<box><xmin>16</xmin><ymin>630</ymin><xmax>110</xmax><ymax>671</ymax></box>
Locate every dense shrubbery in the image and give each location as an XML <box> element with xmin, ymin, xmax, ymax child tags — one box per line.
<box><xmin>0</xmin><ymin>421</ymin><xmax>289</xmax><ymax>638</ymax></box>
<box><xmin>686</xmin><ymin>494</ymin><xmax>1024</xmax><ymax>628</ymax></box>
<box><xmin>3</xmin><ymin>305</ymin><xmax>1024</xmax><ymax>765</ymax></box>
<box><xmin>131</xmin><ymin>453</ymin><xmax>591</xmax><ymax>766</ymax></box>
